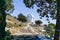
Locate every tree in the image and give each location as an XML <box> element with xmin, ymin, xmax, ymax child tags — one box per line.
<box><xmin>35</xmin><ymin>20</ymin><xmax>42</xmax><ymax>26</ymax></box>
<box><xmin>23</xmin><ymin>0</ymin><xmax>60</xmax><ymax>40</ymax></box>
<box><xmin>0</xmin><ymin>0</ymin><xmax>14</xmax><ymax>40</ymax></box>
<box><xmin>0</xmin><ymin>0</ymin><xmax>6</xmax><ymax>40</ymax></box>
<box><xmin>45</xmin><ymin>23</ymin><xmax>55</xmax><ymax>37</ymax></box>
<box><xmin>17</xmin><ymin>13</ymin><xmax>27</xmax><ymax>22</ymax></box>
<box><xmin>5</xmin><ymin>30</ymin><xmax>11</xmax><ymax>40</ymax></box>
<box><xmin>6</xmin><ymin>0</ymin><xmax>14</xmax><ymax>12</ymax></box>
<box><xmin>6</xmin><ymin>13</ymin><xmax>11</xmax><ymax>16</ymax></box>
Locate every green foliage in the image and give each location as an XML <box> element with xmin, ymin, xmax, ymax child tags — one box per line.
<box><xmin>46</xmin><ymin>0</ymin><xmax>52</xmax><ymax>3</ymax></box>
<box><xmin>35</xmin><ymin>20</ymin><xmax>42</xmax><ymax>26</ymax></box>
<box><xmin>0</xmin><ymin>0</ymin><xmax>14</xmax><ymax>40</ymax></box>
<box><xmin>23</xmin><ymin>0</ymin><xmax>35</xmax><ymax>8</ymax></box>
<box><xmin>0</xmin><ymin>0</ymin><xmax>6</xmax><ymax>40</ymax></box>
<box><xmin>6</xmin><ymin>13</ymin><xmax>11</xmax><ymax>16</ymax></box>
<box><xmin>14</xmin><ymin>16</ymin><xmax>17</xmax><ymax>19</ymax></box>
<box><xmin>5</xmin><ymin>30</ymin><xmax>11</xmax><ymax>40</ymax></box>
<box><xmin>0</xmin><ymin>0</ymin><xmax>6</xmax><ymax>11</ymax></box>
<box><xmin>6</xmin><ymin>0</ymin><xmax>14</xmax><ymax>12</ymax></box>
<box><xmin>0</xmin><ymin>13</ymin><xmax>3</xmax><ymax>23</ymax></box>
<box><xmin>23</xmin><ymin>0</ymin><xmax>57</xmax><ymax>21</ymax></box>
<box><xmin>45</xmin><ymin>23</ymin><xmax>55</xmax><ymax>36</ymax></box>
<box><xmin>17</xmin><ymin>13</ymin><xmax>27</xmax><ymax>22</ymax></box>
<box><xmin>23</xmin><ymin>0</ymin><xmax>60</xmax><ymax>40</ymax></box>
<box><xmin>5</xmin><ymin>30</ymin><xmax>11</xmax><ymax>36</ymax></box>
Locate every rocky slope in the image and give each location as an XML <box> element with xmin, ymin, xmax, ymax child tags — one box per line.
<box><xmin>5</xmin><ymin>15</ymin><xmax>45</xmax><ymax>35</ymax></box>
<box><xmin>6</xmin><ymin>15</ymin><xmax>27</xmax><ymax>27</ymax></box>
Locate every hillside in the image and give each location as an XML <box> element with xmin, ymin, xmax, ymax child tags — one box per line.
<box><xmin>5</xmin><ymin>15</ymin><xmax>45</xmax><ymax>35</ymax></box>
<box><xmin>6</xmin><ymin>15</ymin><xmax>27</xmax><ymax>27</ymax></box>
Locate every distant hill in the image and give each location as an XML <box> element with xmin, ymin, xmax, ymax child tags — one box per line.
<box><xmin>6</xmin><ymin>15</ymin><xmax>27</xmax><ymax>27</ymax></box>
<box><xmin>5</xmin><ymin>15</ymin><xmax>45</xmax><ymax>36</ymax></box>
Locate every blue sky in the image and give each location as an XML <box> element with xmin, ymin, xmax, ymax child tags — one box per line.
<box><xmin>11</xmin><ymin>0</ymin><xmax>56</xmax><ymax>24</ymax></box>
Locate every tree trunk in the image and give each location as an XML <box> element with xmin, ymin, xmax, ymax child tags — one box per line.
<box><xmin>0</xmin><ymin>0</ymin><xmax>6</xmax><ymax>40</ymax></box>
<box><xmin>54</xmin><ymin>30</ymin><xmax>59</xmax><ymax>40</ymax></box>
<box><xmin>54</xmin><ymin>1</ymin><xmax>60</xmax><ymax>40</ymax></box>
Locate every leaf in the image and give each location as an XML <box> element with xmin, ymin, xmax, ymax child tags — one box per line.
<box><xmin>46</xmin><ymin>0</ymin><xmax>52</xmax><ymax>3</ymax></box>
<box><xmin>37</xmin><ymin>9</ymin><xmax>41</xmax><ymax>13</ymax></box>
<box><xmin>6</xmin><ymin>0</ymin><xmax>14</xmax><ymax>12</ymax></box>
